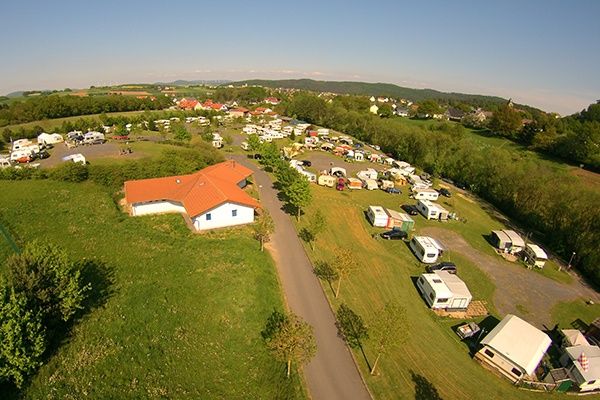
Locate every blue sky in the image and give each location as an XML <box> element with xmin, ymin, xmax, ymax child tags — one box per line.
<box><xmin>1</xmin><ymin>0</ymin><xmax>599</xmax><ymax>114</ymax></box>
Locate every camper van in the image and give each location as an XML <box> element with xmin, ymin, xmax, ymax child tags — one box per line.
<box><xmin>416</xmin><ymin>271</ymin><xmax>472</xmax><ymax>310</ymax></box>
<box><xmin>409</xmin><ymin>236</ymin><xmax>444</xmax><ymax>263</ymax></box>
<box><xmin>82</xmin><ymin>131</ymin><xmax>105</xmax><ymax>145</ymax></box>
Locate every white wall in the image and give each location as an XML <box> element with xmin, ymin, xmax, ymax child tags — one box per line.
<box><xmin>193</xmin><ymin>202</ymin><xmax>254</xmax><ymax>230</ymax></box>
<box><xmin>131</xmin><ymin>200</ymin><xmax>186</xmax><ymax>216</ymax></box>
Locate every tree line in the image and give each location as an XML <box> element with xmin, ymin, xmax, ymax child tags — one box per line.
<box><xmin>0</xmin><ymin>94</ymin><xmax>173</xmax><ymax>127</ymax></box>
<box><xmin>483</xmin><ymin>101</ymin><xmax>600</xmax><ymax>171</ymax></box>
<box><xmin>281</xmin><ymin>93</ymin><xmax>600</xmax><ymax>287</ymax></box>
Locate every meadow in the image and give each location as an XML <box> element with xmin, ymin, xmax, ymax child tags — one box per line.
<box><xmin>0</xmin><ymin>180</ymin><xmax>305</xmax><ymax>399</ymax></box>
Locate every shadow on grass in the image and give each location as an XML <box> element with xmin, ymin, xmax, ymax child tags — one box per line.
<box><xmin>411</xmin><ymin>370</ymin><xmax>444</xmax><ymax>400</ymax></box>
<box><xmin>261</xmin><ymin>358</ymin><xmax>305</xmax><ymax>400</ymax></box>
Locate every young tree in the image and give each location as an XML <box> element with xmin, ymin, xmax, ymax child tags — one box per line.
<box><xmin>313</xmin><ymin>260</ymin><xmax>339</xmax><ymax>294</ymax></box>
<box><xmin>253</xmin><ymin>211</ymin><xmax>275</xmax><ymax>251</ymax></box>
<box><xmin>488</xmin><ymin>105</ymin><xmax>522</xmax><ymax>138</ymax></box>
<box><xmin>172</xmin><ymin>123</ymin><xmax>191</xmax><ymax>141</ymax></box>
<box><xmin>259</xmin><ymin>142</ymin><xmax>280</xmax><ymax>171</ymax></box>
<box><xmin>262</xmin><ymin>311</ymin><xmax>317</xmax><ymax>378</ymax></box>
<box><xmin>284</xmin><ymin>177</ymin><xmax>312</xmax><ymax>220</ymax></box>
<box><xmin>224</xmin><ymin>134</ymin><xmax>233</xmax><ymax>146</ymax></box>
<box><xmin>5</xmin><ymin>242</ymin><xmax>90</xmax><ymax>329</ymax></box>
<box><xmin>369</xmin><ymin>303</ymin><xmax>408</xmax><ymax>375</ymax></box>
<box><xmin>0</xmin><ymin>283</ymin><xmax>46</xmax><ymax>388</ymax></box>
<box><xmin>336</xmin><ymin>303</ymin><xmax>368</xmax><ymax>349</ymax></box>
<box><xmin>304</xmin><ymin>210</ymin><xmax>326</xmax><ymax>250</ymax></box>
<box><xmin>332</xmin><ymin>247</ymin><xmax>358</xmax><ymax>298</ymax></box>
<box><xmin>247</xmin><ymin>134</ymin><xmax>262</xmax><ymax>153</ymax></box>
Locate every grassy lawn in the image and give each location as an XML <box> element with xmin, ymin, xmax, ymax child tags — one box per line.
<box><xmin>552</xmin><ymin>299</ymin><xmax>600</xmax><ymax>330</ymax></box>
<box><xmin>293</xmin><ymin>184</ymin><xmax>568</xmax><ymax>400</ymax></box>
<box><xmin>0</xmin><ymin>180</ymin><xmax>305</xmax><ymax>399</ymax></box>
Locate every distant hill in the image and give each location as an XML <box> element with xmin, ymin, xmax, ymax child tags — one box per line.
<box><xmin>229</xmin><ymin>78</ymin><xmax>511</xmax><ymax>107</ymax></box>
<box><xmin>156</xmin><ymin>79</ymin><xmax>231</xmax><ymax>86</ymax></box>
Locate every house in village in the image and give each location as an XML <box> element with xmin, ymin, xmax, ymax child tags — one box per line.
<box><xmin>124</xmin><ymin>161</ymin><xmax>259</xmax><ymax>231</ymax></box>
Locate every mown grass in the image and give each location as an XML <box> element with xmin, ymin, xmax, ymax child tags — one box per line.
<box><xmin>552</xmin><ymin>299</ymin><xmax>600</xmax><ymax>330</ymax></box>
<box><xmin>294</xmin><ymin>184</ymin><xmax>567</xmax><ymax>400</ymax></box>
<box><xmin>0</xmin><ymin>180</ymin><xmax>305</xmax><ymax>399</ymax></box>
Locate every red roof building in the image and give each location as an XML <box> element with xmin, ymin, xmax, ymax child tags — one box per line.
<box><xmin>178</xmin><ymin>98</ymin><xmax>199</xmax><ymax>110</ymax></box>
<box><xmin>125</xmin><ymin>161</ymin><xmax>259</xmax><ymax>230</ymax></box>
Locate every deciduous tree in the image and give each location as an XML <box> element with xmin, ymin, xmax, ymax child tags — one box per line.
<box><xmin>253</xmin><ymin>211</ymin><xmax>274</xmax><ymax>251</ymax></box>
<box><xmin>284</xmin><ymin>176</ymin><xmax>311</xmax><ymax>220</ymax></box>
<box><xmin>369</xmin><ymin>303</ymin><xmax>408</xmax><ymax>375</ymax></box>
<box><xmin>262</xmin><ymin>311</ymin><xmax>316</xmax><ymax>378</ymax></box>
<box><xmin>332</xmin><ymin>247</ymin><xmax>358</xmax><ymax>298</ymax></box>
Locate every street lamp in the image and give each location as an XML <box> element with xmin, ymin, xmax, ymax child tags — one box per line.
<box><xmin>567</xmin><ymin>252</ymin><xmax>576</xmax><ymax>271</ymax></box>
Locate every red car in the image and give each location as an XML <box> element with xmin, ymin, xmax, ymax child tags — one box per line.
<box><xmin>336</xmin><ymin>178</ymin><xmax>345</xmax><ymax>191</ymax></box>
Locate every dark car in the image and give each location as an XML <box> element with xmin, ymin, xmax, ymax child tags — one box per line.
<box><xmin>438</xmin><ymin>188</ymin><xmax>451</xmax><ymax>197</ymax></box>
<box><xmin>380</xmin><ymin>228</ymin><xmax>408</xmax><ymax>240</ymax></box>
<box><xmin>301</xmin><ymin>160</ymin><xmax>312</xmax><ymax>167</ymax></box>
<box><xmin>401</xmin><ymin>204</ymin><xmax>419</xmax><ymax>215</ymax></box>
<box><xmin>35</xmin><ymin>150</ymin><xmax>50</xmax><ymax>160</ymax></box>
<box><xmin>385</xmin><ymin>187</ymin><xmax>401</xmax><ymax>194</ymax></box>
<box><xmin>426</xmin><ymin>261</ymin><xmax>457</xmax><ymax>274</ymax></box>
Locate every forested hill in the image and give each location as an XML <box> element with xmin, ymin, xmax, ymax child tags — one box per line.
<box><xmin>229</xmin><ymin>78</ymin><xmax>510</xmax><ymax>107</ymax></box>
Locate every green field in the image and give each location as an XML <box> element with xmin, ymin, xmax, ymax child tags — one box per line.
<box><xmin>0</xmin><ymin>180</ymin><xmax>305</xmax><ymax>399</ymax></box>
<box><xmin>292</xmin><ymin>184</ymin><xmax>577</xmax><ymax>400</ymax></box>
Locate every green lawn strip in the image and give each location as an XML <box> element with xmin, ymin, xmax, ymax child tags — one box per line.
<box><xmin>293</xmin><ymin>184</ymin><xmax>557</xmax><ymax>400</ymax></box>
<box><xmin>0</xmin><ymin>180</ymin><xmax>305</xmax><ymax>399</ymax></box>
<box><xmin>551</xmin><ymin>299</ymin><xmax>600</xmax><ymax>330</ymax></box>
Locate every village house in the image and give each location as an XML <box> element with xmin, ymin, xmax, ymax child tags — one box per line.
<box><xmin>124</xmin><ymin>161</ymin><xmax>259</xmax><ymax>231</ymax></box>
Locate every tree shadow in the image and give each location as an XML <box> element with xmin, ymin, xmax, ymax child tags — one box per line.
<box><xmin>411</xmin><ymin>370</ymin><xmax>444</xmax><ymax>400</ymax></box>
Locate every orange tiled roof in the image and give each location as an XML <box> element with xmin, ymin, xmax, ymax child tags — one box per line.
<box><xmin>124</xmin><ymin>161</ymin><xmax>259</xmax><ymax>217</ymax></box>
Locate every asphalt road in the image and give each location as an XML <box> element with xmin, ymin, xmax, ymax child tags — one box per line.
<box><xmin>230</xmin><ymin>155</ymin><xmax>372</xmax><ymax>400</ymax></box>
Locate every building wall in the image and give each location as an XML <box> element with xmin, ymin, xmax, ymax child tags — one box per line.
<box><xmin>192</xmin><ymin>202</ymin><xmax>254</xmax><ymax>231</ymax></box>
<box><xmin>131</xmin><ymin>200</ymin><xmax>186</xmax><ymax>216</ymax></box>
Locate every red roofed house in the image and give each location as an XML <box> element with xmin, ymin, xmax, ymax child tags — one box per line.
<box><xmin>124</xmin><ymin>160</ymin><xmax>259</xmax><ymax>231</ymax></box>
<box><xmin>210</xmin><ymin>103</ymin><xmax>227</xmax><ymax>111</ymax></box>
<box><xmin>229</xmin><ymin>107</ymin><xmax>249</xmax><ymax>118</ymax></box>
<box><xmin>264</xmin><ymin>97</ymin><xmax>280</xmax><ymax>105</ymax></box>
<box><xmin>178</xmin><ymin>98</ymin><xmax>199</xmax><ymax>110</ymax></box>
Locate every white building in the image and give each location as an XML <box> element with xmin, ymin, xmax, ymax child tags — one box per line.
<box><xmin>476</xmin><ymin>314</ymin><xmax>551</xmax><ymax>383</ymax></box>
<box><xmin>125</xmin><ymin>161</ymin><xmax>259</xmax><ymax>231</ymax></box>
<box><xmin>416</xmin><ymin>271</ymin><xmax>472</xmax><ymax>310</ymax></box>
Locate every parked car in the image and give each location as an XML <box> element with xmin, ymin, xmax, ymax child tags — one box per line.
<box><xmin>401</xmin><ymin>204</ymin><xmax>419</xmax><ymax>215</ymax></box>
<box><xmin>380</xmin><ymin>228</ymin><xmax>408</xmax><ymax>240</ymax></box>
<box><xmin>385</xmin><ymin>187</ymin><xmax>401</xmax><ymax>194</ymax></box>
<box><xmin>426</xmin><ymin>261</ymin><xmax>457</xmax><ymax>274</ymax></box>
<box><xmin>301</xmin><ymin>160</ymin><xmax>312</xmax><ymax>167</ymax></box>
<box><xmin>438</xmin><ymin>188</ymin><xmax>451</xmax><ymax>197</ymax></box>
<box><xmin>34</xmin><ymin>150</ymin><xmax>50</xmax><ymax>160</ymax></box>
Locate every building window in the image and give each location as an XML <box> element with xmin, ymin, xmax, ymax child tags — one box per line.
<box><xmin>484</xmin><ymin>349</ymin><xmax>495</xmax><ymax>358</ymax></box>
<box><xmin>511</xmin><ymin>368</ymin><xmax>522</xmax><ymax>377</ymax></box>
<box><xmin>206</xmin><ymin>213</ymin><xmax>212</xmax><ymax>221</ymax></box>
<box><xmin>232</xmin><ymin>209</ymin><xmax>237</xmax><ymax>217</ymax></box>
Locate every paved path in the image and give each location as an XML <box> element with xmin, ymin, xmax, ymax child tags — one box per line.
<box><xmin>422</xmin><ymin>227</ymin><xmax>600</xmax><ymax>327</ymax></box>
<box><xmin>231</xmin><ymin>155</ymin><xmax>371</xmax><ymax>400</ymax></box>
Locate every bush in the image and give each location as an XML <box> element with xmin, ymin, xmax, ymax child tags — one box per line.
<box><xmin>49</xmin><ymin>162</ymin><xmax>89</xmax><ymax>182</ymax></box>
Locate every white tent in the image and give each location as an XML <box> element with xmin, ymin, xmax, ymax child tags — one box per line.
<box><xmin>37</xmin><ymin>133</ymin><xmax>64</xmax><ymax>145</ymax></box>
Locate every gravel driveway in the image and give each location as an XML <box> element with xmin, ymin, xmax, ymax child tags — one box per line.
<box><xmin>422</xmin><ymin>227</ymin><xmax>599</xmax><ymax>327</ymax></box>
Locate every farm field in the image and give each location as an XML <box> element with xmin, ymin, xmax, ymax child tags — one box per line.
<box><xmin>290</xmin><ymin>178</ymin><xmax>596</xmax><ymax>400</ymax></box>
<box><xmin>0</xmin><ymin>180</ymin><xmax>305</xmax><ymax>399</ymax></box>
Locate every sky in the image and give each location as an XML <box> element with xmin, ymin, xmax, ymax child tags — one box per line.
<box><xmin>1</xmin><ymin>0</ymin><xmax>599</xmax><ymax>115</ymax></box>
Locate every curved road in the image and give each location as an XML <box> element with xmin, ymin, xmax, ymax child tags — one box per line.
<box><xmin>231</xmin><ymin>155</ymin><xmax>372</xmax><ymax>400</ymax></box>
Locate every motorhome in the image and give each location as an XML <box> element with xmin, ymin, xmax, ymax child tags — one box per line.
<box><xmin>82</xmin><ymin>131</ymin><xmax>105</xmax><ymax>145</ymax></box>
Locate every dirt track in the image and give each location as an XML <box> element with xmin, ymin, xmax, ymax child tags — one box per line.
<box><xmin>422</xmin><ymin>227</ymin><xmax>599</xmax><ymax>327</ymax></box>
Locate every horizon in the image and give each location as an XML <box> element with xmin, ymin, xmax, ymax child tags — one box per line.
<box><xmin>1</xmin><ymin>0</ymin><xmax>599</xmax><ymax>115</ymax></box>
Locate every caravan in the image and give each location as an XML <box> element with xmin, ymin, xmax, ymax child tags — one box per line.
<box><xmin>409</xmin><ymin>236</ymin><xmax>444</xmax><ymax>263</ymax></box>
<box><xmin>82</xmin><ymin>131</ymin><xmax>105</xmax><ymax>145</ymax></box>
<box><xmin>417</xmin><ymin>271</ymin><xmax>472</xmax><ymax>310</ymax></box>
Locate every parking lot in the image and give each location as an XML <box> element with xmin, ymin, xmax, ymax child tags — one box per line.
<box><xmin>36</xmin><ymin>141</ymin><xmax>124</xmax><ymax>167</ymax></box>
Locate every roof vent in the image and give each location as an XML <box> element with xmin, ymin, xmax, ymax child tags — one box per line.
<box><xmin>176</xmin><ymin>179</ymin><xmax>181</xmax><ymax>184</ymax></box>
